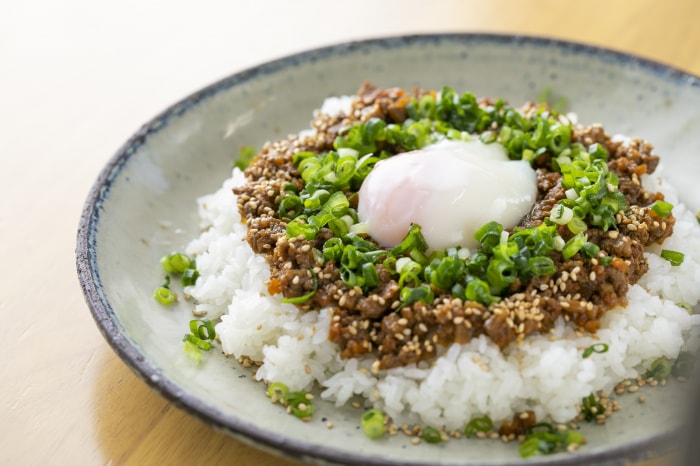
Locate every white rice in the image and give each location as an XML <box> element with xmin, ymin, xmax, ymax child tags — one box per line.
<box><xmin>184</xmin><ymin>110</ymin><xmax>700</xmax><ymax>430</ymax></box>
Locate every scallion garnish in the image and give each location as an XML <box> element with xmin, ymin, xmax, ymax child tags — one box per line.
<box><xmin>181</xmin><ymin>267</ymin><xmax>199</xmax><ymax>286</ymax></box>
<box><xmin>234</xmin><ymin>145</ymin><xmax>257</xmax><ymax>170</ymax></box>
<box><xmin>420</xmin><ymin>426</ymin><xmax>443</xmax><ymax>444</ymax></box>
<box><xmin>182</xmin><ymin>332</ymin><xmax>212</xmax><ymax>351</ymax></box>
<box><xmin>599</xmin><ymin>255</ymin><xmax>613</xmax><ymax>266</ymax></box>
<box><xmin>265</xmin><ymin>383</ymin><xmax>315</xmax><ymax>420</ymax></box>
<box><xmin>182</xmin><ymin>339</ymin><xmax>203</xmax><ymax>363</ymax></box>
<box><xmin>182</xmin><ymin>319</ymin><xmax>216</xmax><ymax>362</ymax></box>
<box><xmin>280</xmin><ymin>270</ymin><xmax>318</xmax><ymax>304</ymax></box>
<box><xmin>160</xmin><ymin>252</ymin><xmax>194</xmax><ymax>274</ymax></box>
<box><xmin>400</xmin><ymin>285</ymin><xmax>435</xmax><ymax>306</ymax></box>
<box><xmin>650</xmin><ymin>200</ymin><xmax>673</xmax><ymax>218</ymax></box>
<box><xmin>283</xmin><ymin>391</ymin><xmax>315</xmax><ymax>420</ymax></box>
<box><xmin>580</xmin><ymin>394</ymin><xmax>605</xmax><ymax>422</ymax></box>
<box><xmin>153</xmin><ymin>286</ymin><xmax>176</xmax><ymax>305</ymax></box>
<box><xmin>519</xmin><ymin>424</ymin><xmax>585</xmax><ymax>458</ymax></box>
<box><xmin>156</xmin><ymin>252</ymin><xmax>198</xmax><ymax>304</ymax></box>
<box><xmin>561</xmin><ymin>233</ymin><xmax>587</xmax><ymax>260</ymax></box>
<box><xmin>582</xmin><ymin>343</ymin><xmax>609</xmax><ymax>358</ymax></box>
<box><xmin>660</xmin><ymin>249</ymin><xmax>684</xmax><ymax>266</ymax></box>
<box><xmin>190</xmin><ymin>319</ymin><xmax>216</xmax><ymax>341</ymax></box>
<box><xmin>266</xmin><ymin>382</ymin><xmax>289</xmax><ymax>403</ymax></box>
<box><xmin>361</xmin><ymin>409</ymin><xmax>385</xmax><ymax>439</ymax></box>
<box><xmin>644</xmin><ymin>357</ymin><xmax>672</xmax><ymax>380</ymax></box>
<box><xmin>464</xmin><ymin>417</ymin><xmax>493</xmax><ymax>437</ymax></box>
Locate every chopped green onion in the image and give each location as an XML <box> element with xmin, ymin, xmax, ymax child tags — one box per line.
<box><xmin>181</xmin><ymin>267</ymin><xmax>199</xmax><ymax>286</ymax></box>
<box><xmin>486</xmin><ymin>259</ymin><xmax>516</xmax><ymax>292</ymax></box>
<box><xmin>567</xmin><ymin>216</ymin><xmax>589</xmax><ymax>235</ymax></box>
<box><xmin>391</xmin><ymin>224</ymin><xmax>428</xmax><ymax>256</ymax></box>
<box><xmin>562</xmin><ymin>233</ymin><xmax>587</xmax><ymax>260</ymax></box>
<box><xmin>266</xmin><ymin>383</ymin><xmax>315</xmax><ymax>420</ymax></box>
<box><xmin>519</xmin><ymin>424</ymin><xmax>584</xmax><ymax>458</ymax></box>
<box><xmin>599</xmin><ymin>255</ymin><xmax>613</xmax><ymax>266</ymax></box>
<box><xmin>182</xmin><ymin>333</ymin><xmax>211</xmax><ymax>351</ymax></box>
<box><xmin>582</xmin><ymin>343</ymin><xmax>608</xmax><ymax>358</ymax></box>
<box><xmin>529</xmin><ymin>422</ymin><xmax>554</xmax><ymax>434</ymax></box>
<box><xmin>153</xmin><ymin>286</ymin><xmax>176</xmax><ymax>305</ymax></box>
<box><xmin>550</xmin><ymin>204</ymin><xmax>573</xmax><ymax>225</ymax></box>
<box><xmin>361</xmin><ymin>409</ymin><xmax>385</xmax><ymax>439</ymax></box>
<box><xmin>267</xmin><ymin>385</ymin><xmax>315</xmax><ymax>419</ymax></box>
<box><xmin>565</xmin><ymin>429</ymin><xmax>585</xmax><ymax>447</ymax></box>
<box><xmin>182</xmin><ymin>339</ymin><xmax>202</xmax><ymax>363</ymax></box>
<box><xmin>581</xmin><ymin>242</ymin><xmax>600</xmax><ymax>258</ymax></box>
<box><xmin>161</xmin><ymin>275</ymin><xmax>171</xmax><ymax>288</ymax></box>
<box><xmin>279</xmin><ymin>195</ymin><xmax>303</xmax><ymax>219</ymax></box>
<box><xmin>528</xmin><ymin>256</ymin><xmax>556</xmax><ymax>276</ymax></box>
<box><xmin>474</xmin><ymin>221</ymin><xmax>503</xmax><ymax>253</ymax></box>
<box><xmin>400</xmin><ymin>285</ymin><xmax>434</xmax><ymax>306</ymax></box>
<box><xmin>420</xmin><ymin>426</ymin><xmax>442</xmax><ymax>444</ymax></box>
<box><xmin>160</xmin><ymin>252</ymin><xmax>193</xmax><ymax>274</ymax></box>
<box><xmin>286</xmin><ymin>218</ymin><xmax>319</xmax><ymax>240</ymax></box>
<box><xmin>181</xmin><ymin>319</ymin><xmax>216</xmax><ymax>363</ymax></box>
<box><xmin>190</xmin><ymin>319</ymin><xmax>216</xmax><ymax>341</ymax></box>
<box><xmin>660</xmin><ymin>249</ymin><xmax>684</xmax><ymax>266</ymax></box>
<box><xmin>580</xmin><ymin>393</ymin><xmax>605</xmax><ymax>422</ymax></box>
<box><xmin>650</xmin><ymin>200</ymin><xmax>673</xmax><ymax>218</ymax></box>
<box><xmin>280</xmin><ymin>270</ymin><xmax>318</xmax><ymax>304</ymax></box>
<box><xmin>518</xmin><ymin>437</ymin><xmax>541</xmax><ymax>458</ymax></box>
<box><xmin>284</xmin><ymin>391</ymin><xmax>315</xmax><ymax>420</ymax></box>
<box><xmin>464</xmin><ymin>278</ymin><xmax>499</xmax><ymax>306</ymax></box>
<box><xmin>234</xmin><ymin>145</ymin><xmax>257</xmax><ymax>170</ymax></box>
<box><xmin>645</xmin><ymin>357</ymin><xmax>672</xmax><ymax>380</ymax></box>
<box><xmin>464</xmin><ymin>417</ymin><xmax>493</xmax><ymax>437</ymax></box>
<box><xmin>267</xmin><ymin>382</ymin><xmax>290</xmax><ymax>403</ymax></box>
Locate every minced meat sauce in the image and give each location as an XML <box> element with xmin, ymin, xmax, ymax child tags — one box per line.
<box><xmin>234</xmin><ymin>83</ymin><xmax>675</xmax><ymax>370</ymax></box>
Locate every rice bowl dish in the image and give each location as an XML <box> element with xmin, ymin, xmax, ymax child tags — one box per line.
<box><xmin>174</xmin><ymin>83</ymin><xmax>700</xmax><ymax>452</ymax></box>
<box><xmin>77</xmin><ymin>34</ymin><xmax>700</xmax><ymax>465</ymax></box>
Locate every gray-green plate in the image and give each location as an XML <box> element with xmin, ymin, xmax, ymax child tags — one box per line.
<box><xmin>77</xmin><ymin>34</ymin><xmax>700</xmax><ymax>466</ymax></box>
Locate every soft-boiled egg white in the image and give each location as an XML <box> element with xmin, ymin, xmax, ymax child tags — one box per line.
<box><xmin>357</xmin><ymin>139</ymin><xmax>537</xmax><ymax>250</ymax></box>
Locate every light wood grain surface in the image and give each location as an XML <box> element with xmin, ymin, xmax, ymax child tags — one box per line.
<box><xmin>3</xmin><ymin>0</ymin><xmax>699</xmax><ymax>464</ymax></box>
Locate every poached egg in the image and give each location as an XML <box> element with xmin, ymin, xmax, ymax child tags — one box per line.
<box><xmin>357</xmin><ymin>139</ymin><xmax>537</xmax><ymax>250</ymax></box>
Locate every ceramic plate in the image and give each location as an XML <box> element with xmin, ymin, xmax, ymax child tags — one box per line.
<box><xmin>77</xmin><ymin>34</ymin><xmax>700</xmax><ymax>466</ymax></box>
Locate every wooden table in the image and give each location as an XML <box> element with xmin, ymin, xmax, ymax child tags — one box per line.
<box><xmin>3</xmin><ymin>0</ymin><xmax>698</xmax><ymax>464</ymax></box>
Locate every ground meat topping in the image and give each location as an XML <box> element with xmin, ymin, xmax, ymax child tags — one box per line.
<box><xmin>234</xmin><ymin>83</ymin><xmax>675</xmax><ymax>369</ymax></box>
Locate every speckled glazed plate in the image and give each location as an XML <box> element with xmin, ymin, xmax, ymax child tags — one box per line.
<box><xmin>77</xmin><ymin>34</ymin><xmax>700</xmax><ymax>466</ymax></box>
